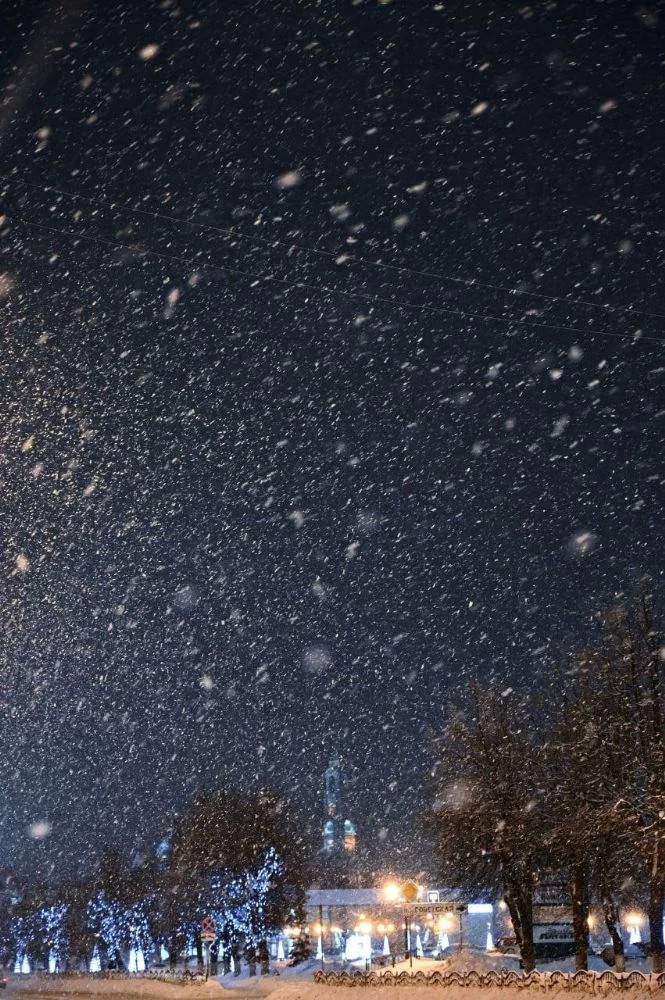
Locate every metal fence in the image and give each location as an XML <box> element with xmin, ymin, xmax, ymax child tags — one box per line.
<box><xmin>314</xmin><ymin>969</ymin><xmax>665</xmax><ymax>991</ymax></box>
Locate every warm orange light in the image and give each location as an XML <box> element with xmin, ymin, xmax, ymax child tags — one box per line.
<box><xmin>383</xmin><ymin>882</ymin><xmax>402</xmax><ymax>902</ymax></box>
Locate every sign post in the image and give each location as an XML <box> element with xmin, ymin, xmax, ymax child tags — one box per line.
<box><xmin>201</xmin><ymin>917</ymin><xmax>217</xmax><ymax>981</ymax></box>
<box><xmin>319</xmin><ymin>903</ymin><xmax>325</xmax><ymax>972</ymax></box>
<box><xmin>402</xmin><ymin>881</ymin><xmax>419</xmax><ymax>968</ymax></box>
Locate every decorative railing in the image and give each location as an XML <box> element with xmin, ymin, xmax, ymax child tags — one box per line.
<box><xmin>314</xmin><ymin>968</ymin><xmax>665</xmax><ymax>991</ymax></box>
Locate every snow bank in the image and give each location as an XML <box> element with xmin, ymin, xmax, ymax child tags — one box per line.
<box><xmin>6</xmin><ymin>974</ymin><xmax>224</xmax><ymax>999</ymax></box>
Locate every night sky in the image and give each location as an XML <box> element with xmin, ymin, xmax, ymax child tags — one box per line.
<box><xmin>1</xmin><ymin>0</ymin><xmax>664</xmax><ymax>879</ymax></box>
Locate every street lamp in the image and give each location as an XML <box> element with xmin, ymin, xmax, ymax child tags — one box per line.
<box><xmin>382</xmin><ymin>880</ymin><xmax>418</xmax><ymax>969</ymax></box>
<box><xmin>383</xmin><ymin>882</ymin><xmax>402</xmax><ymax>903</ymax></box>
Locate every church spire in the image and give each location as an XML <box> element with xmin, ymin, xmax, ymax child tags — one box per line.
<box><xmin>322</xmin><ymin>755</ymin><xmax>356</xmax><ymax>855</ymax></box>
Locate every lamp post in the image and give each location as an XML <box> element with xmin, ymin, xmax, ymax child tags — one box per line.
<box><xmin>383</xmin><ymin>880</ymin><xmax>418</xmax><ymax>970</ymax></box>
<box><xmin>402</xmin><ymin>881</ymin><xmax>419</xmax><ymax>968</ymax></box>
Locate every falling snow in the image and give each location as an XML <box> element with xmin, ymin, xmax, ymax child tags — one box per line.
<box><xmin>0</xmin><ymin>0</ymin><xmax>663</xmax><ymax>898</ymax></box>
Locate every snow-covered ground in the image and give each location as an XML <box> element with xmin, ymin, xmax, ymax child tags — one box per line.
<box><xmin>244</xmin><ymin>948</ymin><xmax>651</xmax><ymax>981</ymax></box>
<box><xmin>6</xmin><ymin>975</ymin><xmax>224</xmax><ymax>999</ymax></box>
<box><xmin>4</xmin><ymin>949</ymin><xmax>657</xmax><ymax>1000</ymax></box>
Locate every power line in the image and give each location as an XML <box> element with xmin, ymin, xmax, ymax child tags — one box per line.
<box><xmin>4</xmin><ymin>210</ymin><xmax>664</xmax><ymax>346</ymax></box>
<box><xmin>4</xmin><ymin>172</ymin><xmax>665</xmax><ymax>323</ymax></box>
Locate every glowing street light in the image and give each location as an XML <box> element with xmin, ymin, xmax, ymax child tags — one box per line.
<box><xmin>383</xmin><ymin>882</ymin><xmax>402</xmax><ymax>903</ymax></box>
<box><xmin>382</xmin><ymin>880</ymin><xmax>418</xmax><ymax>969</ymax></box>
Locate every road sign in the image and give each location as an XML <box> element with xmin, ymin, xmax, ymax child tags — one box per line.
<box><xmin>201</xmin><ymin>916</ymin><xmax>217</xmax><ymax>941</ymax></box>
<box><xmin>402</xmin><ymin>880</ymin><xmax>419</xmax><ymax>903</ymax></box>
<box><xmin>409</xmin><ymin>902</ymin><xmax>467</xmax><ymax>914</ymax></box>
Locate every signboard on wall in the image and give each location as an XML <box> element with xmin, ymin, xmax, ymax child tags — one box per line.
<box><xmin>409</xmin><ymin>902</ymin><xmax>467</xmax><ymax>914</ymax></box>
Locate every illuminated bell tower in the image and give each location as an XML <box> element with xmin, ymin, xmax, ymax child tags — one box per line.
<box><xmin>322</xmin><ymin>755</ymin><xmax>356</xmax><ymax>856</ymax></box>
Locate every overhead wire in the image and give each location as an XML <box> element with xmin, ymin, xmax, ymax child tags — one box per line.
<box><xmin>3</xmin><ymin>172</ymin><xmax>665</xmax><ymax>323</ymax></box>
<box><xmin>5</xmin><ymin>209</ymin><xmax>662</xmax><ymax>345</ymax></box>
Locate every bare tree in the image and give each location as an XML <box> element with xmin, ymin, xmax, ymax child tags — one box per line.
<box><xmin>427</xmin><ymin>685</ymin><xmax>544</xmax><ymax>973</ymax></box>
<box><xmin>599</xmin><ymin>584</ymin><xmax>665</xmax><ymax>972</ymax></box>
<box><xmin>542</xmin><ymin>652</ymin><xmax>635</xmax><ymax>971</ymax></box>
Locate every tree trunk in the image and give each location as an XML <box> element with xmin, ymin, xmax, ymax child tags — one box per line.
<box><xmin>570</xmin><ymin>866</ymin><xmax>589</xmax><ymax>972</ymax></box>
<box><xmin>601</xmin><ymin>890</ymin><xmax>625</xmax><ymax>972</ymax></box>
<box><xmin>169</xmin><ymin>938</ymin><xmax>178</xmax><ymax>971</ymax></box>
<box><xmin>519</xmin><ymin>901</ymin><xmax>536</xmax><ymax>974</ymax></box>
<box><xmin>196</xmin><ymin>932</ymin><xmax>204</xmax><ymax>972</ymax></box>
<box><xmin>258</xmin><ymin>939</ymin><xmax>270</xmax><ymax>975</ymax></box>
<box><xmin>505</xmin><ymin>883</ymin><xmax>535</xmax><ymax>973</ymax></box>
<box><xmin>504</xmin><ymin>894</ymin><xmax>523</xmax><ymax>947</ymax></box>
<box><xmin>649</xmin><ymin>865</ymin><xmax>665</xmax><ymax>973</ymax></box>
<box><xmin>222</xmin><ymin>947</ymin><xmax>231</xmax><ymax>975</ymax></box>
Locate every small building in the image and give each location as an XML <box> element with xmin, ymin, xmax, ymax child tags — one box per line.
<box><xmin>302</xmin><ymin>886</ymin><xmax>495</xmax><ymax>961</ymax></box>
